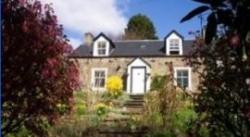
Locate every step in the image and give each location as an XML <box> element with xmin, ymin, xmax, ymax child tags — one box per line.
<box><xmin>121</xmin><ymin>108</ymin><xmax>143</xmax><ymax>115</ymax></box>
<box><xmin>124</xmin><ymin>101</ymin><xmax>144</xmax><ymax>107</ymax></box>
<box><xmin>127</xmin><ymin>99</ymin><xmax>144</xmax><ymax>103</ymax></box>
<box><xmin>129</xmin><ymin>95</ymin><xmax>144</xmax><ymax>100</ymax></box>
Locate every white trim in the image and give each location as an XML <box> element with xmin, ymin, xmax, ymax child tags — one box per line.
<box><xmin>165</xmin><ymin>33</ymin><xmax>183</xmax><ymax>55</ymax></box>
<box><xmin>173</xmin><ymin>67</ymin><xmax>192</xmax><ymax>90</ymax></box>
<box><xmin>91</xmin><ymin>68</ymin><xmax>108</xmax><ymax>91</ymax></box>
<box><xmin>93</xmin><ymin>36</ymin><xmax>110</xmax><ymax>56</ymax></box>
<box><xmin>126</xmin><ymin>58</ymin><xmax>151</xmax><ymax>94</ymax></box>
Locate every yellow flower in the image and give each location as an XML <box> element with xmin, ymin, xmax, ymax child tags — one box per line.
<box><xmin>94</xmin><ymin>103</ymin><xmax>106</xmax><ymax>109</ymax></box>
<box><xmin>106</xmin><ymin>75</ymin><xmax>123</xmax><ymax>97</ymax></box>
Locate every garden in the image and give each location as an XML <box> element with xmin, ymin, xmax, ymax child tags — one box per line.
<box><xmin>3</xmin><ymin>0</ymin><xmax>250</xmax><ymax>137</ymax></box>
<box><xmin>48</xmin><ymin>75</ymin><xmax>207</xmax><ymax>137</ymax></box>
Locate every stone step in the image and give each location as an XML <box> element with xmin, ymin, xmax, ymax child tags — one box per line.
<box><xmin>129</xmin><ymin>95</ymin><xmax>144</xmax><ymax>100</ymax></box>
<box><xmin>124</xmin><ymin>102</ymin><xmax>144</xmax><ymax>107</ymax></box>
<box><xmin>125</xmin><ymin>95</ymin><xmax>144</xmax><ymax>110</ymax></box>
<box><xmin>127</xmin><ymin>99</ymin><xmax>144</xmax><ymax>103</ymax></box>
<box><xmin>121</xmin><ymin>108</ymin><xmax>143</xmax><ymax>115</ymax></box>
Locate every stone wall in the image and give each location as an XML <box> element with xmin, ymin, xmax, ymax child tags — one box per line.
<box><xmin>75</xmin><ymin>57</ymin><xmax>200</xmax><ymax>93</ymax></box>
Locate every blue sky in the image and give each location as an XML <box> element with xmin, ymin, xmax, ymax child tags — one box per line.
<box><xmin>124</xmin><ymin>0</ymin><xmax>202</xmax><ymax>39</ymax></box>
<box><xmin>41</xmin><ymin>0</ymin><xmax>203</xmax><ymax>48</ymax></box>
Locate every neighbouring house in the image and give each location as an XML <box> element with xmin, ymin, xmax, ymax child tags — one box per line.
<box><xmin>70</xmin><ymin>31</ymin><xmax>200</xmax><ymax>94</ymax></box>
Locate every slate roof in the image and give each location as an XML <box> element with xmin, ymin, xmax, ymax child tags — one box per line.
<box><xmin>70</xmin><ymin>40</ymin><xmax>194</xmax><ymax>58</ymax></box>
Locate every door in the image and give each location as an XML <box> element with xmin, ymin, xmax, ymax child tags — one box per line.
<box><xmin>131</xmin><ymin>67</ymin><xmax>146</xmax><ymax>94</ymax></box>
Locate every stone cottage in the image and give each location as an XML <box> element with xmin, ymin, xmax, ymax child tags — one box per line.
<box><xmin>70</xmin><ymin>30</ymin><xmax>200</xmax><ymax>94</ymax></box>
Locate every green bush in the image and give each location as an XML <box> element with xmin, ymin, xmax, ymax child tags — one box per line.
<box><xmin>94</xmin><ymin>103</ymin><xmax>109</xmax><ymax>117</ymax></box>
<box><xmin>144</xmin><ymin>112</ymin><xmax>163</xmax><ymax>128</ymax></box>
<box><xmin>73</xmin><ymin>91</ymin><xmax>87</xmax><ymax>116</ymax></box>
<box><xmin>74</xmin><ymin>91</ymin><xmax>86</xmax><ymax>104</ymax></box>
<box><xmin>6</xmin><ymin>126</ymin><xmax>34</xmax><ymax>137</ymax></box>
<box><xmin>57</xmin><ymin>103</ymin><xmax>69</xmax><ymax>115</ymax></box>
<box><xmin>170</xmin><ymin>103</ymin><xmax>197</xmax><ymax>135</ymax></box>
<box><xmin>50</xmin><ymin>115</ymin><xmax>101</xmax><ymax>137</ymax></box>
<box><xmin>51</xmin><ymin>119</ymin><xmax>86</xmax><ymax>137</ymax></box>
<box><xmin>150</xmin><ymin>75</ymin><xmax>167</xmax><ymax>91</ymax></box>
<box><xmin>75</xmin><ymin>104</ymin><xmax>86</xmax><ymax>116</ymax></box>
<box><xmin>144</xmin><ymin>77</ymin><xmax>206</xmax><ymax>137</ymax></box>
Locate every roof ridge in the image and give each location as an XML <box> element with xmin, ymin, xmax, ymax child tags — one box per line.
<box><xmin>114</xmin><ymin>40</ymin><xmax>163</xmax><ymax>42</ymax></box>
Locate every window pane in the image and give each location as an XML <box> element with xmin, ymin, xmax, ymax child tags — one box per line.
<box><xmin>176</xmin><ymin>70</ymin><xmax>189</xmax><ymax>89</ymax></box>
<box><xmin>177</xmin><ymin>70</ymin><xmax>188</xmax><ymax>77</ymax></box>
<box><xmin>98</xmin><ymin>42</ymin><xmax>106</xmax><ymax>48</ymax></box>
<box><xmin>95</xmin><ymin>78</ymin><xmax>99</xmax><ymax>87</ymax></box>
<box><xmin>177</xmin><ymin>78</ymin><xmax>182</xmax><ymax>87</ymax></box>
<box><xmin>97</xmin><ymin>42</ymin><xmax>106</xmax><ymax>55</ymax></box>
<box><xmin>182</xmin><ymin>71</ymin><xmax>188</xmax><ymax>77</ymax></box>
<box><xmin>169</xmin><ymin>39</ymin><xmax>180</xmax><ymax>55</ymax></box>
<box><xmin>177</xmin><ymin>71</ymin><xmax>182</xmax><ymax>76</ymax></box>
<box><xmin>99</xmin><ymin>78</ymin><xmax>105</xmax><ymax>87</ymax></box>
<box><xmin>183</xmin><ymin>78</ymin><xmax>188</xmax><ymax>88</ymax></box>
<box><xmin>94</xmin><ymin>70</ymin><xmax>106</xmax><ymax>88</ymax></box>
<box><xmin>95</xmin><ymin>71</ymin><xmax>105</xmax><ymax>77</ymax></box>
<box><xmin>98</xmin><ymin>49</ymin><xmax>106</xmax><ymax>55</ymax></box>
<box><xmin>95</xmin><ymin>71</ymin><xmax>100</xmax><ymax>77</ymax></box>
<box><xmin>170</xmin><ymin>39</ymin><xmax>179</xmax><ymax>46</ymax></box>
<box><xmin>99</xmin><ymin>71</ymin><xmax>105</xmax><ymax>77</ymax></box>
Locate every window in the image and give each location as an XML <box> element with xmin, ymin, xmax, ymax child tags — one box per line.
<box><xmin>97</xmin><ymin>41</ymin><xmax>106</xmax><ymax>55</ymax></box>
<box><xmin>92</xmin><ymin>68</ymin><xmax>107</xmax><ymax>90</ymax></box>
<box><xmin>176</xmin><ymin>70</ymin><xmax>188</xmax><ymax>88</ymax></box>
<box><xmin>94</xmin><ymin>70</ymin><xmax>105</xmax><ymax>88</ymax></box>
<box><xmin>169</xmin><ymin>39</ymin><xmax>180</xmax><ymax>55</ymax></box>
<box><xmin>174</xmin><ymin>67</ymin><xmax>191</xmax><ymax>90</ymax></box>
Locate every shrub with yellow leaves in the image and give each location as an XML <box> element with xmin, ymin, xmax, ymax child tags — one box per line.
<box><xmin>94</xmin><ymin>103</ymin><xmax>109</xmax><ymax>116</ymax></box>
<box><xmin>106</xmin><ymin>75</ymin><xmax>123</xmax><ymax>98</ymax></box>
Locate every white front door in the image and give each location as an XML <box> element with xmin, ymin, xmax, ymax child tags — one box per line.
<box><xmin>131</xmin><ymin>67</ymin><xmax>146</xmax><ymax>94</ymax></box>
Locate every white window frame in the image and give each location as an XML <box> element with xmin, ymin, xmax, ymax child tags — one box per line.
<box><xmin>169</xmin><ymin>39</ymin><xmax>180</xmax><ymax>52</ymax></box>
<box><xmin>93</xmin><ymin>35</ymin><xmax>110</xmax><ymax>56</ymax></box>
<box><xmin>97</xmin><ymin>41</ymin><xmax>107</xmax><ymax>56</ymax></box>
<box><xmin>91</xmin><ymin>68</ymin><xmax>108</xmax><ymax>91</ymax></box>
<box><xmin>165</xmin><ymin>33</ymin><xmax>183</xmax><ymax>55</ymax></box>
<box><xmin>174</xmin><ymin>67</ymin><xmax>192</xmax><ymax>90</ymax></box>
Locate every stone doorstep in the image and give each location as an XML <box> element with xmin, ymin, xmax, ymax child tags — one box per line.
<box><xmin>124</xmin><ymin>102</ymin><xmax>143</xmax><ymax>108</ymax></box>
<box><xmin>129</xmin><ymin>95</ymin><xmax>144</xmax><ymax>100</ymax></box>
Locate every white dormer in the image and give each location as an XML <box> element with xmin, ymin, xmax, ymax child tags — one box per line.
<box><xmin>93</xmin><ymin>33</ymin><xmax>112</xmax><ymax>56</ymax></box>
<box><xmin>165</xmin><ymin>31</ymin><xmax>183</xmax><ymax>55</ymax></box>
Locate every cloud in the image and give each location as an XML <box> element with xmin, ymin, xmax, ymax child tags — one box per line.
<box><xmin>41</xmin><ymin>0</ymin><xmax>128</xmax><ymax>36</ymax></box>
<box><xmin>68</xmin><ymin>37</ymin><xmax>82</xmax><ymax>49</ymax></box>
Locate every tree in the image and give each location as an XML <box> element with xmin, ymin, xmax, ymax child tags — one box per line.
<box><xmin>124</xmin><ymin>14</ymin><xmax>158</xmax><ymax>40</ymax></box>
<box><xmin>3</xmin><ymin>0</ymin><xmax>80</xmax><ymax>136</ymax></box>
<box><xmin>181</xmin><ymin>0</ymin><xmax>250</xmax><ymax>136</ymax></box>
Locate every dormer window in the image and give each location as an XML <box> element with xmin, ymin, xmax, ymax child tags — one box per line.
<box><xmin>97</xmin><ymin>41</ymin><xmax>107</xmax><ymax>55</ymax></box>
<box><xmin>169</xmin><ymin>39</ymin><xmax>180</xmax><ymax>55</ymax></box>
<box><xmin>93</xmin><ymin>33</ymin><xmax>114</xmax><ymax>57</ymax></box>
<box><xmin>165</xmin><ymin>30</ymin><xmax>183</xmax><ymax>56</ymax></box>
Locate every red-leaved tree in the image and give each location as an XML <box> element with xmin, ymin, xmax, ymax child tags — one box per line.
<box><xmin>3</xmin><ymin>0</ymin><xmax>80</xmax><ymax>136</ymax></box>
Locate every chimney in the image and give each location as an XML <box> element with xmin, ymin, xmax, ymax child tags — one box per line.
<box><xmin>84</xmin><ymin>32</ymin><xmax>94</xmax><ymax>46</ymax></box>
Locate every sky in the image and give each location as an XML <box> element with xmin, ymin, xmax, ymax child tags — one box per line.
<box><xmin>40</xmin><ymin>0</ymin><xmax>203</xmax><ymax>49</ymax></box>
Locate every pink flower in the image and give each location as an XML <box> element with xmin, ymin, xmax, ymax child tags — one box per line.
<box><xmin>47</xmin><ymin>58</ymin><xmax>59</xmax><ymax>68</ymax></box>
